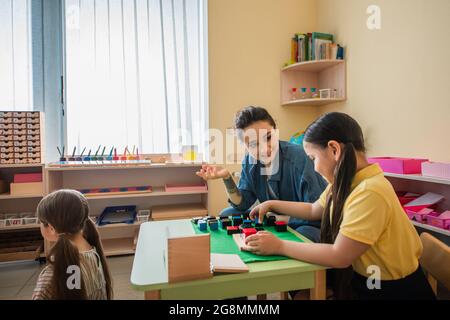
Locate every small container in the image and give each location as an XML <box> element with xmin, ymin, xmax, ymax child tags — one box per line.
<box><xmin>136</xmin><ymin>209</ymin><xmax>151</xmax><ymax>222</ymax></box>
<box><xmin>23</xmin><ymin>217</ymin><xmax>38</xmax><ymax>225</ymax></box>
<box><xmin>310</xmin><ymin>88</ymin><xmax>319</xmax><ymax>98</ymax></box>
<box><xmin>290</xmin><ymin>88</ymin><xmax>298</xmax><ymax>100</ymax></box>
<box><xmin>300</xmin><ymin>87</ymin><xmax>308</xmax><ymax>99</ymax></box>
<box><xmin>275</xmin><ymin>221</ymin><xmax>288</xmax><ymax>232</ymax></box>
<box><xmin>198</xmin><ymin>220</ymin><xmax>207</xmax><ymax>231</ymax></box>
<box><xmin>7</xmin><ymin>218</ymin><xmax>23</xmax><ymax>226</ymax></box>
<box><xmin>0</xmin><ymin>219</ymin><xmax>6</xmax><ymax>228</ymax></box>
<box><xmin>319</xmin><ymin>88</ymin><xmax>332</xmax><ymax>99</ymax></box>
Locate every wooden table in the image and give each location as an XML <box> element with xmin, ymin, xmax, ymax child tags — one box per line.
<box><xmin>131</xmin><ymin>219</ymin><xmax>327</xmax><ymax>300</ymax></box>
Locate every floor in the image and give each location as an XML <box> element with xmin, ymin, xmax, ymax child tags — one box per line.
<box><xmin>1</xmin><ymin>256</ymin><xmax>448</xmax><ymax>300</ymax></box>
<box><xmin>0</xmin><ymin>255</ymin><xmax>281</xmax><ymax>300</ymax></box>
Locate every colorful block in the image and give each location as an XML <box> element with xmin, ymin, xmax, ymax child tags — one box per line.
<box><xmin>232</xmin><ymin>217</ymin><xmax>243</xmax><ymax>227</ymax></box>
<box><xmin>242</xmin><ymin>228</ymin><xmax>257</xmax><ymax>238</ymax></box>
<box><xmin>220</xmin><ymin>218</ymin><xmax>231</xmax><ymax>229</ymax></box>
<box><xmin>198</xmin><ymin>220</ymin><xmax>207</xmax><ymax>231</ymax></box>
<box><xmin>227</xmin><ymin>226</ymin><xmax>240</xmax><ymax>235</ymax></box>
<box><xmin>275</xmin><ymin>221</ymin><xmax>287</xmax><ymax>232</ymax></box>
<box><xmin>265</xmin><ymin>215</ymin><xmax>276</xmax><ymax>226</ymax></box>
<box><xmin>208</xmin><ymin>219</ymin><xmax>219</xmax><ymax>231</ymax></box>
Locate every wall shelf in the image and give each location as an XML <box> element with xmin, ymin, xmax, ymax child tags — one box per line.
<box><xmin>281</xmin><ymin>59</ymin><xmax>346</xmax><ymax>107</ymax></box>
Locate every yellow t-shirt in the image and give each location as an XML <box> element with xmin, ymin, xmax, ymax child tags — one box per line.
<box><xmin>318</xmin><ymin>163</ymin><xmax>422</xmax><ymax>280</ymax></box>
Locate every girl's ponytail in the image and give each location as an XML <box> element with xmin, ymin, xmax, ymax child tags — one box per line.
<box><xmin>83</xmin><ymin>218</ymin><xmax>113</xmax><ymax>299</ymax></box>
<box><xmin>49</xmin><ymin>234</ymin><xmax>86</xmax><ymax>299</ymax></box>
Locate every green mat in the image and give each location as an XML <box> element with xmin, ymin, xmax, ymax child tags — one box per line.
<box><xmin>192</xmin><ymin>222</ymin><xmax>304</xmax><ymax>263</ymax></box>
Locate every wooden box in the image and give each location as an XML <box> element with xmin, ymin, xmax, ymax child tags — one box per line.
<box><xmin>10</xmin><ymin>182</ymin><xmax>43</xmax><ymax>196</ymax></box>
<box><xmin>167</xmin><ymin>233</ymin><xmax>212</xmax><ymax>283</ymax></box>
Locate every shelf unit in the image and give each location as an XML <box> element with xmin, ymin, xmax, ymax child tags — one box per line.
<box><xmin>44</xmin><ymin>163</ymin><xmax>209</xmax><ymax>257</ymax></box>
<box><xmin>281</xmin><ymin>59</ymin><xmax>346</xmax><ymax>107</ymax></box>
<box><xmin>384</xmin><ymin>172</ymin><xmax>450</xmax><ymax>244</ymax></box>
<box><xmin>0</xmin><ymin>164</ymin><xmax>45</xmax><ymax>262</ymax></box>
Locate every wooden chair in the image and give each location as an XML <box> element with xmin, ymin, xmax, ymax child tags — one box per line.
<box><xmin>419</xmin><ymin>232</ymin><xmax>450</xmax><ymax>295</ymax></box>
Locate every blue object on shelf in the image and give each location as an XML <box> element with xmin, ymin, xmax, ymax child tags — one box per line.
<box><xmin>97</xmin><ymin>205</ymin><xmax>137</xmax><ymax>226</ymax></box>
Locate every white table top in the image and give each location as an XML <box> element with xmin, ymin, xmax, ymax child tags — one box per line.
<box><xmin>130</xmin><ymin>219</ymin><xmax>195</xmax><ymax>286</ymax></box>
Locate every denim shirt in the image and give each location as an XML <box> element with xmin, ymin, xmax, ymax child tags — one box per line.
<box><xmin>230</xmin><ymin>141</ymin><xmax>327</xmax><ymax>227</ymax></box>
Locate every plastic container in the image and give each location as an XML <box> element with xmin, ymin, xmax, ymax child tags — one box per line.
<box><xmin>319</xmin><ymin>88</ymin><xmax>332</xmax><ymax>99</ymax></box>
<box><xmin>421</xmin><ymin>162</ymin><xmax>450</xmax><ymax>180</ymax></box>
<box><xmin>136</xmin><ymin>209</ymin><xmax>151</xmax><ymax>222</ymax></box>
<box><xmin>426</xmin><ymin>211</ymin><xmax>450</xmax><ymax>230</ymax></box>
<box><xmin>23</xmin><ymin>217</ymin><xmax>38</xmax><ymax>225</ymax></box>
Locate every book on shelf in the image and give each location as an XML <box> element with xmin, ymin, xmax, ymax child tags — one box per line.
<box><xmin>288</xmin><ymin>32</ymin><xmax>345</xmax><ymax>64</ymax></box>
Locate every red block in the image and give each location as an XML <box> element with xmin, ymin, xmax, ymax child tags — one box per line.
<box><xmin>13</xmin><ymin>173</ymin><xmax>42</xmax><ymax>183</ymax></box>
<box><xmin>242</xmin><ymin>228</ymin><xmax>257</xmax><ymax>238</ymax></box>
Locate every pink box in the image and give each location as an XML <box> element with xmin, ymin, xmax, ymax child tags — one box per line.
<box><xmin>368</xmin><ymin>157</ymin><xmax>428</xmax><ymax>174</ymax></box>
<box><xmin>412</xmin><ymin>208</ymin><xmax>435</xmax><ymax>223</ymax></box>
<box><xmin>165</xmin><ymin>183</ymin><xmax>208</xmax><ymax>193</ymax></box>
<box><xmin>13</xmin><ymin>173</ymin><xmax>43</xmax><ymax>183</ymax></box>
<box><xmin>421</xmin><ymin>162</ymin><xmax>450</xmax><ymax>180</ymax></box>
<box><xmin>426</xmin><ymin>211</ymin><xmax>450</xmax><ymax>230</ymax></box>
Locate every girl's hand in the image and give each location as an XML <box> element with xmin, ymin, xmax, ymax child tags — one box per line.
<box><xmin>249</xmin><ymin>201</ymin><xmax>272</xmax><ymax>224</ymax></box>
<box><xmin>196</xmin><ymin>164</ymin><xmax>230</xmax><ymax>180</ymax></box>
<box><xmin>245</xmin><ymin>231</ymin><xmax>284</xmax><ymax>255</ymax></box>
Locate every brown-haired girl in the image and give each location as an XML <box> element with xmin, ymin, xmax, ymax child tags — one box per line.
<box><xmin>32</xmin><ymin>189</ymin><xmax>113</xmax><ymax>300</ymax></box>
<box><xmin>247</xmin><ymin>112</ymin><xmax>435</xmax><ymax>299</ymax></box>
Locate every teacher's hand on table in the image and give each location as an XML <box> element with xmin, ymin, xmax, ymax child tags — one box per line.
<box><xmin>245</xmin><ymin>231</ymin><xmax>283</xmax><ymax>255</ymax></box>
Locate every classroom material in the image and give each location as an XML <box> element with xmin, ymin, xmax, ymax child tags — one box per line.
<box><xmin>265</xmin><ymin>215</ymin><xmax>276</xmax><ymax>226</ymax></box>
<box><xmin>403</xmin><ymin>192</ymin><xmax>445</xmax><ymax>212</ymax></box>
<box><xmin>210</xmin><ymin>253</ymin><xmax>249</xmax><ymax>273</ymax></box>
<box><xmin>97</xmin><ymin>205</ymin><xmax>137</xmax><ymax>226</ymax></box>
<box><xmin>167</xmin><ymin>233</ymin><xmax>212</xmax><ymax>283</ymax></box>
<box><xmin>198</xmin><ymin>220</ymin><xmax>207</xmax><ymax>231</ymax></box>
<box><xmin>275</xmin><ymin>221</ymin><xmax>288</xmax><ymax>232</ymax></box>
<box><xmin>232</xmin><ymin>216</ymin><xmax>243</xmax><ymax>227</ymax></box>
<box><xmin>0</xmin><ymin>111</ymin><xmax>44</xmax><ymax>164</ymax></box>
<box><xmin>220</xmin><ymin>218</ymin><xmax>231</xmax><ymax>229</ymax></box>
<box><xmin>426</xmin><ymin>211</ymin><xmax>450</xmax><ymax>230</ymax></box>
<box><xmin>13</xmin><ymin>173</ymin><xmax>42</xmax><ymax>183</ymax></box>
<box><xmin>242</xmin><ymin>228</ymin><xmax>257</xmax><ymax>238</ymax></box>
<box><xmin>368</xmin><ymin>157</ymin><xmax>428</xmax><ymax>174</ymax></box>
<box><xmin>208</xmin><ymin>219</ymin><xmax>219</xmax><ymax>231</ymax></box>
<box><xmin>136</xmin><ymin>210</ymin><xmax>151</xmax><ymax>222</ymax></box>
<box><xmin>10</xmin><ymin>182</ymin><xmax>43</xmax><ymax>195</ymax></box>
<box><xmin>421</xmin><ymin>162</ymin><xmax>450</xmax><ymax>180</ymax></box>
<box><xmin>319</xmin><ymin>88</ymin><xmax>332</xmax><ymax>99</ymax></box>
<box><xmin>79</xmin><ymin>186</ymin><xmax>152</xmax><ymax>197</ymax></box>
<box><xmin>227</xmin><ymin>226</ymin><xmax>240</xmax><ymax>235</ymax></box>
<box><xmin>191</xmin><ymin>217</ymin><xmax>202</xmax><ymax>225</ymax></box>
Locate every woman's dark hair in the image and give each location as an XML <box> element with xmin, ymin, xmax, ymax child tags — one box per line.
<box><xmin>37</xmin><ymin>189</ymin><xmax>113</xmax><ymax>300</ymax></box>
<box><xmin>234</xmin><ymin>106</ymin><xmax>276</xmax><ymax>130</ymax></box>
<box><xmin>304</xmin><ymin>112</ymin><xmax>366</xmax><ymax>299</ymax></box>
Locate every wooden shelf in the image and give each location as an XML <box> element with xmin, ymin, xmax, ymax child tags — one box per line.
<box><xmin>152</xmin><ymin>203</ymin><xmax>208</xmax><ymax>221</ymax></box>
<box><xmin>82</xmin><ymin>186</ymin><xmax>208</xmax><ymax>200</ymax></box>
<box><xmin>0</xmin><ymin>163</ymin><xmax>44</xmax><ymax>169</ymax></box>
<box><xmin>45</xmin><ymin>162</ymin><xmax>204</xmax><ymax>171</ymax></box>
<box><xmin>282</xmin><ymin>98</ymin><xmax>346</xmax><ymax>106</ymax></box>
<box><xmin>102</xmin><ymin>238</ymin><xmax>135</xmax><ymax>256</ymax></box>
<box><xmin>411</xmin><ymin>220</ymin><xmax>450</xmax><ymax>237</ymax></box>
<box><xmin>280</xmin><ymin>59</ymin><xmax>346</xmax><ymax>107</ymax></box>
<box><xmin>0</xmin><ymin>193</ymin><xmax>43</xmax><ymax>200</ymax></box>
<box><xmin>282</xmin><ymin>59</ymin><xmax>345</xmax><ymax>72</ymax></box>
<box><xmin>0</xmin><ymin>223</ymin><xmax>40</xmax><ymax>231</ymax></box>
<box><xmin>384</xmin><ymin>173</ymin><xmax>450</xmax><ymax>186</ymax></box>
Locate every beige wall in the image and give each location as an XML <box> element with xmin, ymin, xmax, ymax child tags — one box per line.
<box><xmin>207</xmin><ymin>0</ymin><xmax>450</xmax><ymax>214</ymax></box>
<box><xmin>208</xmin><ymin>0</ymin><xmax>319</xmax><ymax>215</ymax></box>
<box><xmin>317</xmin><ymin>0</ymin><xmax>450</xmax><ymax>162</ymax></box>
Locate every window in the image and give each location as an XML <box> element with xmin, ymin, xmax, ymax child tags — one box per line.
<box><xmin>0</xmin><ymin>0</ymin><xmax>33</xmax><ymax>111</ymax></box>
<box><xmin>64</xmin><ymin>0</ymin><xmax>208</xmax><ymax>156</ymax></box>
